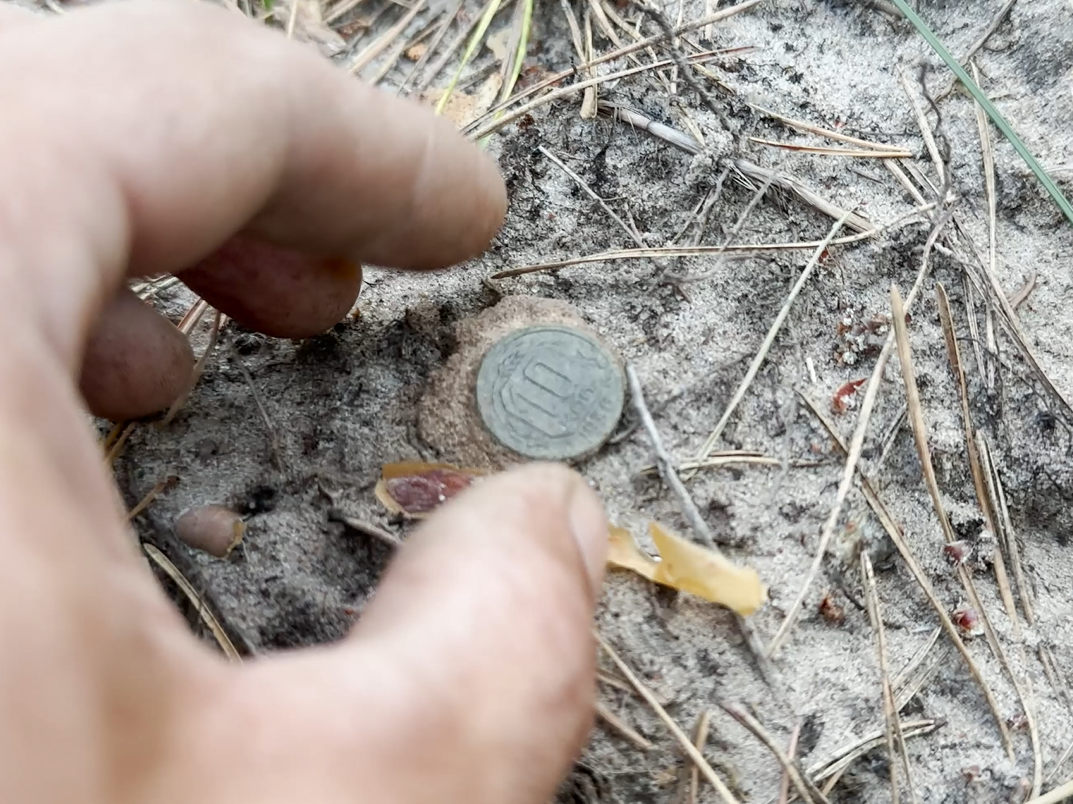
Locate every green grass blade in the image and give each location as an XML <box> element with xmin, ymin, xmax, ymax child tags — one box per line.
<box><xmin>499</xmin><ymin>0</ymin><xmax>533</xmax><ymax>103</ymax></box>
<box><xmin>436</xmin><ymin>0</ymin><xmax>504</xmax><ymax>114</ymax></box>
<box><xmin>889</xmin><ymin>0</ymin><xmax>1073</xmax><ymax>227</ymax></box>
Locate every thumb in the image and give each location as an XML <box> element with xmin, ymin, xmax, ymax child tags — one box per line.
<box><xmin>193</xmin><ymin>463</ymin><xmax>608</xmax><ymax>804</ymax></box>
<box><xmin>352</xmin><ymin>462</ymin><xmax>609</xmax><ymax>801</ymax></box>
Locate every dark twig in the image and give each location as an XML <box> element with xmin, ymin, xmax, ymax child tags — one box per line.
<box><xmin>626</xmin><ymin>364</ymin><xmax>776</xmax><ymax>685</ymax></box>
<box><xmin>626</xmin><ymin>364</ymin><xmax>715</xmax><ymax>547</ymax></box>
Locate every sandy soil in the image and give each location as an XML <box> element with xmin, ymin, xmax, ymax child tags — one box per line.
<box><xmin>91</xmin><ymin>0</ymin><xmax>1073</xmax><ymax>800</ymax></box>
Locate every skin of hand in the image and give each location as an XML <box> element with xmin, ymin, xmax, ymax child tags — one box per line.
<box><xmin>0</xmin><ymin>2</ymin><xmax>609</xmax><ymax>803</ymax></box>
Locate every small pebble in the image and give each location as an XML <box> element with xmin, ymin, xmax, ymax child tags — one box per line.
<box><xmin>174</xmin><ymin>504</ymin><xmax>245</xmax><ymax>558</ymax></box>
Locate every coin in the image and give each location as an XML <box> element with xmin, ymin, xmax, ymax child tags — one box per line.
<box><xmin>475</xmin><ymin>324</ymin><xmax>625</xmax><ymax>460</ymax></box>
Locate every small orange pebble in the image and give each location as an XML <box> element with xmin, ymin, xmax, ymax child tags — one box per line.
<box><xmin>831</xmin><ymin>378</ymin><xmax>868</xmax><ymax>414</ymax></box>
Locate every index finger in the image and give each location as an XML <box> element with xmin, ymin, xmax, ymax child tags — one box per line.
<box><xmin>0</xmin><ymin>0</ymin><xmax>506</xmax><ymax>361</ymax></box>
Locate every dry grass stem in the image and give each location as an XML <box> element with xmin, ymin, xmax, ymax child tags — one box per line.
<box><xmin>807</xmin><ymin>720</ymin><xmax>942</xmax><ymax>788</ymax></box>
<box><xmin>349</xmin><ymin>0</ymin><xmax>426</xmax><ymax>75</ymax></box>
<box><xmin>559</xmin><ymin>0</ymin><xmax>597</xmax><ymax>117</ymax></box>
<box><xmin>105</xmin><ymin>422</ymin><xmax>137</xmax><ymax>466</ymax></box>
<box><xmin>934</xmin><ymin>0</ymin><xmax>1017</xmax><ymax>101</ymax></box>
<box><xmin>494</xmin><ymin>203</ymin><xmax>933</xmax><ymax>279</ymax></box>
<box><xmin>767</xmin><ymin>208</ymin><xmax>953</xmax><ymax>656</ymax></box>
<box><xmin>595</xmin><ymin>700</ymin><xmax>654</xmax><ymax>751</ymax></box>
<box><xmin>892</xmin><ymin>628</ymin><xmax>943</xmax><ymax>713</ymax></box>
<box><xmin>748</xmin><ymin>137</ymin><xmax>913</xmax><ymax>159</ymax></box>
<box><xmin>899</xmin><ymin>74</ymin><xmax>947</xmax><ymax>189</ymax></box>
<box><xmin>412</xmin><ymin>0</ymin><xmax>489</xmax><ymax>94</ymax></box>
<box><xmin>539</xmin><ymin>145</ymin><xmax>653</xmax><ymax>257</ymax></box>
<box><xmin>233</xmin><ymin>349</ymin><xmax>286</xmax><ymax>474</ymax></box>
<box><xmin>1024</xmin><ymin>778</ymin><xmax>1073</xmax><ymax>804</ymax></box>
<box><xmin>690</xmin><ymin>211</ymin><xmax>853</xmax><ymax>469</ymax></box>
<box><xmin>126</xmin><ymin>477</ymin><xmax>175</xmax><ymax>522</ymax></box>
<box><xmin>892</xmin><ymin>283</ymin><xmax>1027</xmax><ymax>761</ymax></box>
<box><xmin>597</xmin><ymin>634</ymin><xmax>741</xmax><ymax>804</ymax></box>
<box><xmin>467</xmin><ymin>47</ymin><xmax>731</xmax><ymax>139</ymax></box>
<box><xmin>285</xmin><ymin>0</ymin><xmax>301</xmax><ymax>37</ymax></box>
<box><xmin>935</xmin><ymin>283</ymin><xmax>1022</xmax><ymax>623</ymax></box>
<box><xmin>748</xmin><ymin>103</ymin><xmax>913</xmax><ymax>153</ymax></box>
<box><xmin>719</xmin><ymin>703</ymin><xmax>829</xmax><ymax>804</ymax></box>
<box><xmin>688</xmin><ymin>710</ymin><xmax>712</xmax><ymax>804</ymax></box>
<box><xmin>861</xmin><ymin>551</ymin><xmax>917</xmax><ymax>804</ymax></box>
<box><xmin>978</xmin><ymin>434</ymin><xmax>1035</xmax><ymax>624</ymax></box>
<box><xmin>796</xmin><ymin>389</ymin><xmax>1012</xmax><ymax>751</ymax></box>
<box><xmin>464</xmin><ymin>0</ymin><xmax>762</xmax><ymax>134</ymax></box>
<box><xmin>328</xmin><ymin>510</ymin><xmax>402</xmax><ymax>546</ymax></box>
<box><xmin>734</xmin><ymin>159</ymin><xmax>874</xmax><ymax>234</ymax></box>
<box><xmin>163</xmin><ymin>310</ymin><xmax>225</xmax><ymax>426</ymax></box>
<box><xmin>143</xmin><ymin>543</ymin><xmax>241</xmax><ymax>661</ymax></box>
<box><xmin>777</xmin><ymin>722</ymin><xmax>802</xmax><ymax>804</ymax></box>
<box><xmin>398</xmin><ymin>0</ymin><xmax>462</xmax><ymax>94</ymax></box>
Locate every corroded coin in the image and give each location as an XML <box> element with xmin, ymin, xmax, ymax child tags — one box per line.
<box><xmin>475</xmin><ymin>325</ymin><xmax>625</xmax><ymax>460</ymax></box>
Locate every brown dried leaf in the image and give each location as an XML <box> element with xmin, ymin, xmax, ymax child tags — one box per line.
<box><xmin>375</xmin><ymin>462</ymin><xmax>483</xmax><ymax>518</ymax></box>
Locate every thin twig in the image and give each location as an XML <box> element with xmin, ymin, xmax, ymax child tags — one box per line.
<box><xmin>143</xmin><ymin>543</ymin><xmax>241</xmax><ymax>661</ymax></box>
<box><xmin>690</xmin><ymin>211</ymin><xmax>853</xmax><ymax>467</ymax></box>
<box><xmin>767</xmin><ymin>209</ymin><xmax>953</xmax><ymax>657</ymax></box>
<box><xmin>861</xmin><ymin>551</ymin><xmax>918</xmax><ymax>804</ymax></box>
<box><xmin>626</xmin><ymin>365</ymin><xmax>775</xmax><ymax>684</ymax></box>
<box><xmin>231</xmin><ymin>348</ymin><xmax>285</xmax><ymax>474</ymax></box>
<box><xmin>598</xmin><ymin>634</ymin><xmax>741</xmax><ymax>804</ymax></box>
<box><xmin>934</xmin><ymin>0</ymin><xmax>1017</xmax><ymax>101</ymax></box>
<box><xmin>719</xmin><ymin>703</ymin><xmax>829</xmax><ymax>804</ymax></box>
<box><xmin>627</xmin><ymin>365</ymin><xmax>716</xmax><ymax>549</ymax></box>
<box><xmin>796</xmin><ymin>389</ymin><xmax>1013</xmax><ymax>756</ymax></box>
<box><xmin>595</xmin><ymin>700</ymin><xmax>654</xmax><ymax>751</ymax></box>
<box><xmin>777</xmin><ymin>722</ymin><xmax>802</xmax><ymax>804</ymax></box>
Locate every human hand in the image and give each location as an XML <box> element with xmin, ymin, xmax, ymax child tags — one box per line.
<box><xmin>0</xmin><ymin>2</ymin><xmax>608</xmax><ymax>802</ymax></box>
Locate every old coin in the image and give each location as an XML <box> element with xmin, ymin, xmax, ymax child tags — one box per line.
<box><xmin>475</xmin><ymin>324</ymin><xmax>624</xmax><ymax>460</ymax></box>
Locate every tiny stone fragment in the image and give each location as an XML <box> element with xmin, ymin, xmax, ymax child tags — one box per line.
<box><xmin>174</xmin><ymin>504</ymin><xmax>245</xmax><ymax>558</ymax></box>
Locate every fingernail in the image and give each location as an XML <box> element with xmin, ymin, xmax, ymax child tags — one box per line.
<box><xmin>567</xmin><ymin>479</ymin><xmax>608</xmax><ymax>591</ymax></box>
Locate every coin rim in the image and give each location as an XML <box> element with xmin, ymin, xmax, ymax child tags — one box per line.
<box><xmin>475</xmin><ymin>324</ymin><xmax>625</xmax><ymax>460</ymax></box>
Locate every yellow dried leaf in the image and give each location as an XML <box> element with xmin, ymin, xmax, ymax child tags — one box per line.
<box><xmin>649</xmin><ymin>522</ymin><xmax>768</xmax><ymax>616</ymax></box>
<box><xmin>608</xmin><ymin>525</ymin><xmax>659</xmax><ymax>580</ymax></box>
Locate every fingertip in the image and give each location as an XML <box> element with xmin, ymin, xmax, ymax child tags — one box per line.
<box><xmin>179</xmin><ymin>236</ymin><xmax>363</xmax><ymax>338</ymax></box>
<box><xmin>341</xmin><ymin>106</ymin><xmax>509</xmax><ymax>271</ymax></box>
<box><xmin>79</xmin><ymin>287</ymin><xmax>194</xmax><ymax>421</ymax></box>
